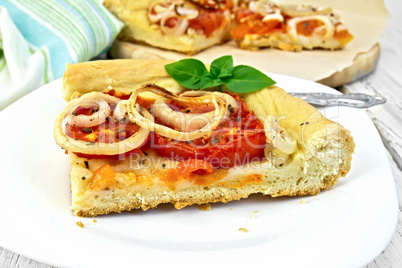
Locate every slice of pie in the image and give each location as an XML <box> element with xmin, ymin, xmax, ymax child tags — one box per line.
<box><xmin>54</xmin><ymin>59</ymin><xmax>355</xmax><ymax>216</ymax></box>
<box><xmin>103</xmin><ymin>0</ymin><xmax>233</xmax><ymax>54</ymax></box>
<box><xmin>231</xmin><ymin>0</ymin><xmax>354</xmax><ymax>51</ymax></box>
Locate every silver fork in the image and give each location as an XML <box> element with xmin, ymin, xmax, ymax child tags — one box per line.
<box><xmin>289</xmin><ymin>93</ymin><xmax>386</xmax><ymax>108</ymax></box>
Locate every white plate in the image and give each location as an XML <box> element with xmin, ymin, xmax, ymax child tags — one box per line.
<box><xmin>0</xmin><ymin>74</ymin><xmax>398</xmax><ymax>268</ymax></box>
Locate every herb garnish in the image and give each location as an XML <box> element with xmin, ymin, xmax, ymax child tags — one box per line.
<box><xmin>82</xmin><ymin>127</ymin><xmax>93</xmax><ymax>133</ymax></box>
<box><xmin>164</xmin><ymin>55</ymin><xmax>276</xmax><ymax>93</ymax></box>
<box><xmin>211</xmin><ymin>138</ymin><xmax>220</xmax><ymax>145</ymax></box>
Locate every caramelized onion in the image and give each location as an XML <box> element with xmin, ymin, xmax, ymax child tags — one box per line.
<box><xmin>148</xmin><ymin>2</ymin><xmax>172</xmax><ymax>23</ymax></box>
<box><xmin>280</xmin><ymin>4</ymin><xmax>332</xmax><ymax>17</ymax></box>
<box><xmin>54</xmin><ymin>92</ymin><xmax>151</xmax><ymax>155</ymax></box>
<box><xmin>113</xmin><ymin>100</ymin><xmax>129</xmax><ymax>122</ymax></box>
<box><xmin>160</xmin><ymin>11</ymin><xmax>189</xmax><ymax>35</ymax></box>
<box><xmin>174</xmin><ymin>4</ymin><xmax>199</xmax><ymax>20</ymax></box>
<box><xmin>64</xmin><ymin>98</ymin><xmax>111</xmax><ymax>128</ymax></box>
<box><xmin>179</xmin><ymin>90</ymin><xmax>239</xmax><ymax>118</ymax></box>
<box><xmin>127</xmin><ymin>84</ymin><xmax>227</xmax><ymax>141</ymax></box>
<box><xmin>153</xmin><ymin>98</ymin><xmax>215</xmax><ymax>131</ymax></box>
<box><xmin>149</xmin><ymin>1</ymin><xmax>197</xmax><ymax>35</ymax></box>
<box><xmin>250</xmin><ymin>0</ymin><xmax>275</xmax><ymax>16</ymax></box>
<box><xmin>262</xmin><ymin>115</ymin><xmax>297</xmax><ymax>154</ymax></box>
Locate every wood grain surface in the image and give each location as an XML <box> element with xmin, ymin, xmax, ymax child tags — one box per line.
<box><xmin>1</xmin><ymin>0</ymin><xmax>401</xmax><ymax>267</ymax></box>
<box><xmin>344</xmin><ymin>0</ymin><xmax>402</xmax><ymax>266</ymax></box>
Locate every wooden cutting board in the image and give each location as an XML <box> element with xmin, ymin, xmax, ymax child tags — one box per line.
<box><xmin>317</xmin><ymin>43</ymin><xmax>380</xmax><ymax>88</ymax></box>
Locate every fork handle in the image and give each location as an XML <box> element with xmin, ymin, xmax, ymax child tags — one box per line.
<box><xmin>290</xmin><ymin>93</ymin><xmax>386</xmax><ymax>108</ymax></box>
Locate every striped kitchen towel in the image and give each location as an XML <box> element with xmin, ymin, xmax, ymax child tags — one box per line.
<box><xmin>0</xmin><ymin>0</ymin><xmax>123</xmax><ymax>110</ymax></box>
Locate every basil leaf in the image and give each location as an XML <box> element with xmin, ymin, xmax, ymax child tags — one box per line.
<box><xmin>200</xmin><ymin>72</ymin><xmax>223</xmax><ymax>90</ymax></box>
<box><xmin>164</xmin><ymin>55</ymin><xmax>276</xmax><ymax>93</ymax></box>
<box><xmin>165</xmin><ymin>59</ymin><xmax>208</xmax><ymax>89</ymax></box>
<box><xmin>225</xmin><ymin>65</ymin><xmax>276</xmax><ymax>93</ymax></box>
<box><xmin>210</xmin><ymin>55</ymin><xmax>233</xmax><ymax>79</ymax></box>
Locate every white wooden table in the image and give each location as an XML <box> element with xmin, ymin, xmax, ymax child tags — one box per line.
<box><xmin>1</xmin><ymin>0</ymin><xmax>401</xmax><ymax>267</ymax></box>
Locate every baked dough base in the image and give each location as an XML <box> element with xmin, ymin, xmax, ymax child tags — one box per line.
<box><xmin>235</xmin><ymin>33</ymin><xmax>346</xmax><ymax>51</ymax></box>
<box><xmin>70</xmin><ymin>140</ymin><xmax>351</xmax><ymax>217</ymax></box>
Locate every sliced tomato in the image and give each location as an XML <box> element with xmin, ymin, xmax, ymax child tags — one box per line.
<box><xmin>74</xmin><ymin>135</ymin><xmax>150</xmax><ymax>160</ymax></box>
<box><xmin>67</xmin><ymin>91</ymin><xmax>266</xmax><ymax>168</ymax></box>
<box><xmin>230</xmin><ymin>23</ymin><xmax>252</xmax><ymax>39</ymax></box>
<box><xmin>234</xmin><ymin>8</ymin><xmax>255</xmax><ymax>24</ymax></box>
<box><xmin>167</xmin><ymin>99</ymin><xmax>215</xmax><ymax>114</ymax></box>
<box><xmin>105</xmin><ymin>89</ymin><xmax>130</xmax><ymax>100</ymax></box>
<box><xmin>231</xmin><ymin>11</ymin><xmax>284</xmax><ymax>39</ymax></box>
<box><xmin>296</xmin><ymin>19</ymin><xmax>324</xmax><ymax>36</ymax></box>
<box><xmin>66</xmin><ymin>116</ymin><xmax>141</xmax><ymax>144</ymax></box>
<box><xmin>165</xmin><ymin>17</ymin><xmax>179</xmax><ymax>28</ymax></box>
<box><xmin>66</xmin><ymin>92</ymin><xmax>150</xmax><ymax>160</ymax></box>
<box><xmin>151</xmin><ymin>95</ymin><xmax>266</xmax><ymax>168</ymax></box>
<box><xmin>223</xmin><ymin>0</ymin><xmax>234</xmax><ymax>10</ymax></box>
<box><xmin>334</xmin><ymin>29</ymin><xmax>354</xmax><ymax>45</ymax></box>
<box><xmin>188</xmin><ymin>10</ymin><xmax>226</xmax><ymax>37</ymax></box>
<box><xmin>152</xmin><ymin>130</ymin><xmax>265</xmax><ymax>168</ymax></box>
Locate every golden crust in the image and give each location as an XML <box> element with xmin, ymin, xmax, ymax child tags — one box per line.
<box><xmin>75</xmin><ymin>184</ymin><xmax>332</xmax><ymax>217</ymax></box>
<box><xmin>71</xmin><ymin>158</ymin><xmax>344</xmax><ymax>217</ymax></box>
<box><xmin>61</xmin><ymin>59</ymin><xmax>355</xmax><ymax>217</ymax></box>
<box><xmin>62</xmin><ymin>59</ymin><xmax>183</xmax><ymax>101</ymax></box>
<box><xmin>69</xmin><ymin>143</ymin><xmax>345</xmax><ymax>217</ymax></box>
<box><xmin>235</xmin><ymin>33</ymin><xmax>346</xmax><ymax>51</ymax></box>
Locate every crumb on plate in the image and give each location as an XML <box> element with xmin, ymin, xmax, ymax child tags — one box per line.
<box><xmin>249</xmin><ymin>211</ymin><xmax>258</xmax><ymax>219</ymax></box>
<box><xmin>198</xmin><ymin>203</ymin><xmax>211</xmax><ymax>211</ymax></box>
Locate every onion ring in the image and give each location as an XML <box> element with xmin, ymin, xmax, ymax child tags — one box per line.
<box><xmin>174</xmin><ymin>4</ymin><xmax>199</xmax><ymax>20</ymax></box>
<box><xmin>153</xmin><ymin>98</ymin><xmax>215</xmax><ymax>131</ymax></box>
<box><xmin>148</xmin><ymin>2</ymin><xmax>172</xmax><ymax>23</ymax></box>
<box><xmin>54</xmin><ymin>92</ymin><xmax>151</xmax><ymax>155</ymax></box>
<box><xmin>127</xmin><ymin>84</ymin><xmax>227</xmax><ymax>141</ymax></box>
<box><xmin>113</xmin><ymin>100</ymin><xmax>129</xmax><ymax>122</ymax></box>
<box><xmin>160</xmin><ymin>11</ymin><xmax>189</xmax><ymax>35</ymax></box>
<box><xmin>179</xmin><ymin>90</ymin><xmax>239</xmax><ymax>118</ymax></box>
<box><xmin>64</xmin><ymin>98</ymin><xmax>111</xmax><ymax>128</ymax></box>
<box><xmin>262</xmin><ymin>115</ymin><xmax>297</xmax><ymax>154</ymax></box>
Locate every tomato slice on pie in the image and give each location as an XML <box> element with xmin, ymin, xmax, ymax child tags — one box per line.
<box><xmin>231</xmin><ymin>1</ymin><xmax>353</xmax><ymax>50</ymax></box>
<box><xmin>66</xmin><ymin>91</ymin><xmax>266</xmax><ymax>168</ymax></box>
<box><xmin>151</xmin><ymin>94</ymin><xmax>266</xmax><ymax>168</ymax></box>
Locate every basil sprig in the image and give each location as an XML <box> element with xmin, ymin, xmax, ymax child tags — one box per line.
<box><xmin>164</xmin><ymin>55</ymin><xmax>276</xmax><ymax>93</ymax></box>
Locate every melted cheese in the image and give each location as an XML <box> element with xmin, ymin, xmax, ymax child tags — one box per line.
<box><xmin>81</xmin><ymin>148</ymin><xmax>271</xmax><ymax>192</ymax></box>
